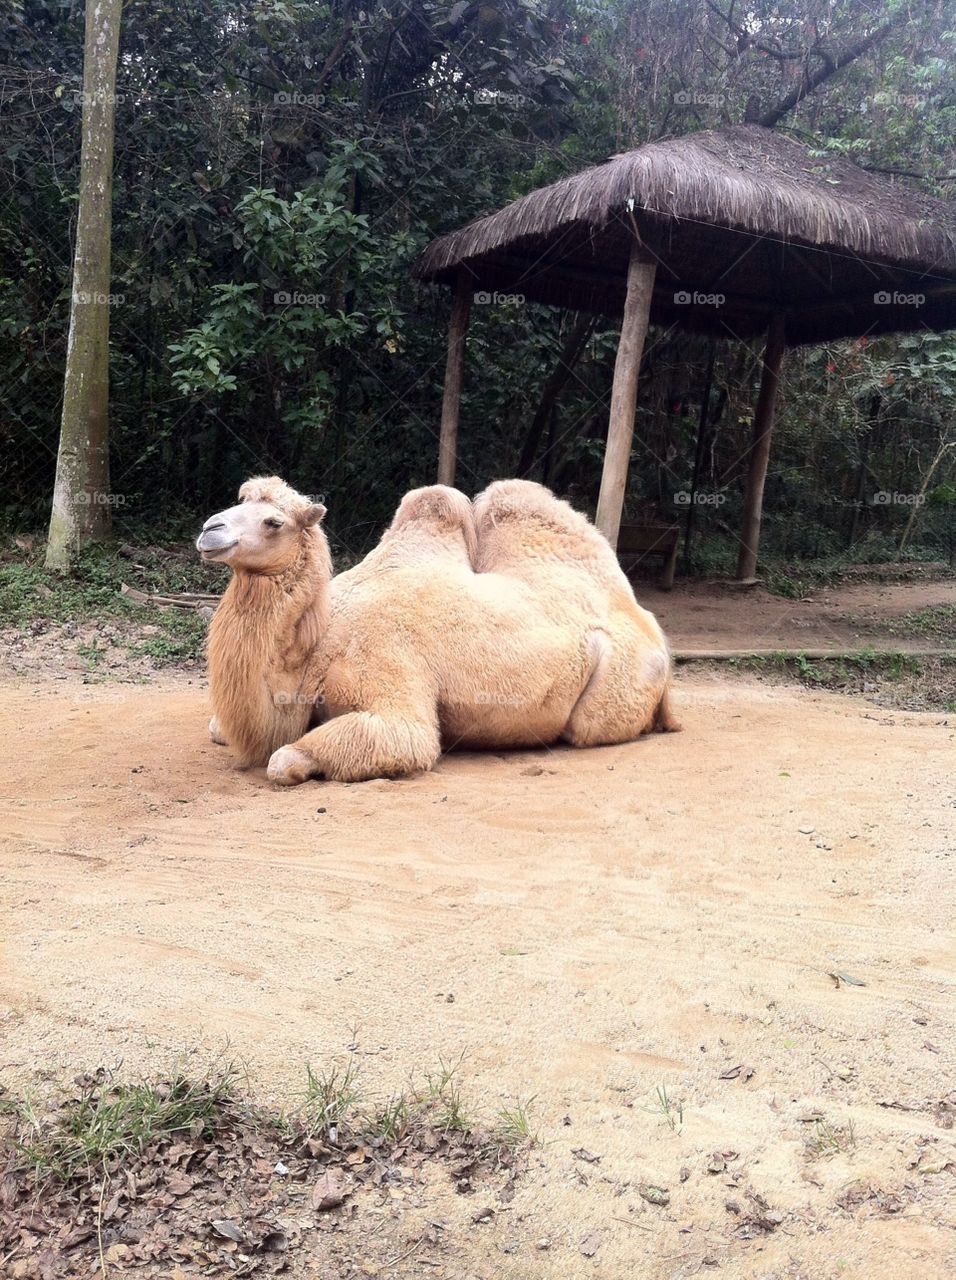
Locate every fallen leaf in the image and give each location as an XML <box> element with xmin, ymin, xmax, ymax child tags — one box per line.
<box><xmin>210</xmin><ymin>1219</ymin><xmax>244</xmax><ymax>1243</ymax></box>
<box><xmin>579</xmin><ymin>1232</ymin><xmax>602</xmax><ymax>1257</ymax></box>
<box><xmin>312</xmin><ymin>1169</ymin><xmax>349</xmax><ymax>1210</ymax></box>
<box><xmin>572</xmin><ymin>1148</ymin><xmax>601</xmax><ymax>1163</ymax></box>
<box><xmin>828</xmin><ymin>970</ymin><xmax>866</xmax><ymax>988</ymax></box>
<box><xmin>720</xmin><ymin>1064</ymin><xmax>754</xmax><ymax>1082</ymax></box>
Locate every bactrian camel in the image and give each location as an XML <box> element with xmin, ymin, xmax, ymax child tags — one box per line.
<box><xmin>196</xmin><ymin>476</ymin><xmax>678</xmax><ymax>785</ymax></box>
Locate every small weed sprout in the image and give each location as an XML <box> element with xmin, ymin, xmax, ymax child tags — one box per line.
<box><xmin>643</xmin><ymin>1084</ymin><xmax>684</xmax><ymax>1133</ymax></box>
<box><xmin>300</xmin><ymin>1060</ymin><xmax>361</xmax><ymax>1141</ymax></box>
<box><xmin>494</xmin><ymin>1098</ymin><xmax>539</xmax><ymax>1149</ymax></box>
<box><xmin>423</xmin><ymin>1053</ymin><xmax>470</xmax><ymax>1134</ymax></box>
<box><xmin>372</xmin><ymin>1093</ymin><xmax>412</xmax><ymax>1144</ymax></box>
<box><xmin>806</xmin><ymin>1117</ymin><xmax>856</xmax><ymax>1157</ymax></box>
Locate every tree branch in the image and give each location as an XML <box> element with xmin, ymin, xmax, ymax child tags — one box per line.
<box><xmin>758</xmin><ymin>12</ymin><xmax>909</xmax><ymax>128</ymax></box>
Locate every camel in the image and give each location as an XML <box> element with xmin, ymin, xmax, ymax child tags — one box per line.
<box><xmin>196</xmin><ymin>475</ymin><xmax>678</xmax><ymax>786</ymax></box>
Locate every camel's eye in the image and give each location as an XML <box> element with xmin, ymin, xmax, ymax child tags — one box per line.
<box><xmin>264</xmin><ymin>517</ymin><xmax>284</xmax><ymax>530</ymax></box>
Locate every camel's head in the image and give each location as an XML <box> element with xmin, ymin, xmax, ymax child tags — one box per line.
<box><xmin>197</xmin><ymin>476</ymin><xmax>326</xmax><ymax>574</ymax></box>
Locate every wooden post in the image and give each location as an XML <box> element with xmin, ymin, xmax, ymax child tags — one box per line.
<box><xmin>595</xmin><ymin>245</ymin><xmax>657</xmax><ymax>547</ymax></box>
<box><xmin>735</xmin><ymin>313</ymin><xmax>786</xmax><ymax>583</ymax></box>
<box><xmin>437</xmin><ymin>271</ymin><xmax>472</xmax><ymax>485</ymax></box>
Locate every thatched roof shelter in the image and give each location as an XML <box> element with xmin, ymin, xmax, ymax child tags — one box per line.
<box><xmin>413</xmin><ymin>126</ymin><xmax>956</xmax><ymax>580</ymax></box>
<box><xmin>415</xmin><ymin>126</ymin><xmax>956</xmax><ymax>343</ymax></box>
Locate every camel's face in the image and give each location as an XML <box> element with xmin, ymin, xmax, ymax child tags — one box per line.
<box><xmin>196</xmin><ymin>499</ymin><xmax>324</xmax><ymax>574</ymax></box>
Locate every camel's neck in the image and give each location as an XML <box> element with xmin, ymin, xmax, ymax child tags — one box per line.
<box><xmin>207</xmin><ymin>532</ymin><xmax>332</xmax><ymax>766</ymax></box>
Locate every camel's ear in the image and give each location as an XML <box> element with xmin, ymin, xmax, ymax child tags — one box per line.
<box><xmin>299</xmin><ymin>503</ymin><xmax>326</xmax><ymax>527</ymax></box>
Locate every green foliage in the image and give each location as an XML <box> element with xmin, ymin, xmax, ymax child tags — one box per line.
<box><xmin>0</xmin><ymin>544</ymin><xmax>211</xmax><ymax>665</ymax></box>
<box><xmin>1</xmin><ymin>0</ymin><xmax>953</xmax><ymax>564</ymax></box>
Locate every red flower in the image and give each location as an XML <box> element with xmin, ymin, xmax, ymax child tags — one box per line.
<box><xmin>826</xmin><ymin>362</ymin><xmax>836</xmax><ymax>374</ymax></box>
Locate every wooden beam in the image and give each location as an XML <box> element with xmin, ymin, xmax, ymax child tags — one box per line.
<box><xmin>595</xmin><ymin>245</ymin><xmax>657</xmax><ymax>547</ymax></box>
<box><xmin>735</xmin><ymin>313</ymin><xmax>786</xmax><ymax>582</ymax></box>
<box><xmin>437</xmin><ymin>271</ymin><xmax>472</xmax><ymax>486</ymax></box>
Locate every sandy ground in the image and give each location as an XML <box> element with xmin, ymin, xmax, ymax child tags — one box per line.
<box><xmin>644</xmin><ymin>573</ymin><xmax>956</xmax><ymax>653</ymax></box>
<box><xmin>1</xmin><ymin>670</ymin><xmax>954</xmax><ymax>1278</ymax></box>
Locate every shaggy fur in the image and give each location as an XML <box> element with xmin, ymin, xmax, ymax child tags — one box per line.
<box><xmin>199</xmin><ymin>476</ymin><xmax>677</xmax><ymax>785</ymax></box>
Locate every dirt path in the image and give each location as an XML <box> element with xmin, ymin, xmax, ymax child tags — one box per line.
<box><xmin>1</xmin><ymin>674</ymin><xmax>954</xmax><ymax>1278</ymax></box>
<box><xmin>643</xmin><ymin>573</ymin><xmax>956</xmax><ymax>653</ymax></box>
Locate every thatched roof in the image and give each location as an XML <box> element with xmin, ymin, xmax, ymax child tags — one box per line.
<box><xmin>413</xmin><ymin>126</ymin><xmax>956</xmax><ymax>344</ymax></box>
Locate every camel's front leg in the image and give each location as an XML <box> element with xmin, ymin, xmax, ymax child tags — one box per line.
<box><xmin>267</xmin><ymin>709</ymin><xmax>441</xmax><ymax>785</ymax></box>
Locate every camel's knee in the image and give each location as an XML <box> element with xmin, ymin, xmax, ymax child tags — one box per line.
<box><xmin>650</xmin><ymin>684</ymin><xmax>681</xmax><ymax>733</ymax></box>
<box><xmin>267</xmin><ymin>745</ymin><xmax>319</xmax><ymax>786</ymax></box>
<box><xmin>563</xmin><ymin>641</ymin><xmax>671</xmax><ymax>747</ymax></box>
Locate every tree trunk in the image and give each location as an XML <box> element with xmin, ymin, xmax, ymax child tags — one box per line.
<box><xmin>898</xmin><ymin>436</ymin><xmax>953</xmax><ymax>557</ymax></box>
<box><xmin>595</xmin><ymin>245</ymin><xmax>657</xmax><ymax>547</ymax></box>
<box><xmin>45</xmin><ymin>0</ymin><xmax>123</xmax><ymax>571</ymax></box>
<box><xmin>437</xmin><ymin>272</ymin><xmax>472</xmax><ymax>486</ymax></box>
<box><xmin>735</xmin><ymin>314</ymin><xmax>786</xmax><ymax>582</ymax></box>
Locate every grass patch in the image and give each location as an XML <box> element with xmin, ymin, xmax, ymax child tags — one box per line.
<box><xmin>0</xmin><ymin>542</ymin><xmax>216</xmax><ymax>666</ymax></box>
<box><xmin>3</xmin><ymin>1068</ymin><xmax>236</xmax><ymax>1182</ymax></box>
<box><xmin>893</xmin><ymin>604</ymin><xmax>956</xmax><ymax>643</ymax></box>
<box><xmin>733</xmin><ymin>649</ymin><xmax>922</xmax><ymax>688</ymax></box>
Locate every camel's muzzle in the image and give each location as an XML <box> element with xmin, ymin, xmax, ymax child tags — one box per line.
<box><xmin>196</xmin><ymin>519</ymin><xmax>238</xmax><ymax>556</ymax></box>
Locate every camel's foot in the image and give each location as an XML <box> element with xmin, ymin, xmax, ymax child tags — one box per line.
<box><xmin>209</xmin><ymin>716</ymin><xmax>227</xmax><ymax>746</ymax></box>
<box><xmin>267</xmin><ymin>745</ymin><xmax>320</xmax><ymax>786</ymax></box>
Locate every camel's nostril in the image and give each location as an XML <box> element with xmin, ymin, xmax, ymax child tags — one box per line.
<box><xmin>203</xmin><ymin>518</ymin><xmax>226</xmax><ymax>531</ymax></box>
